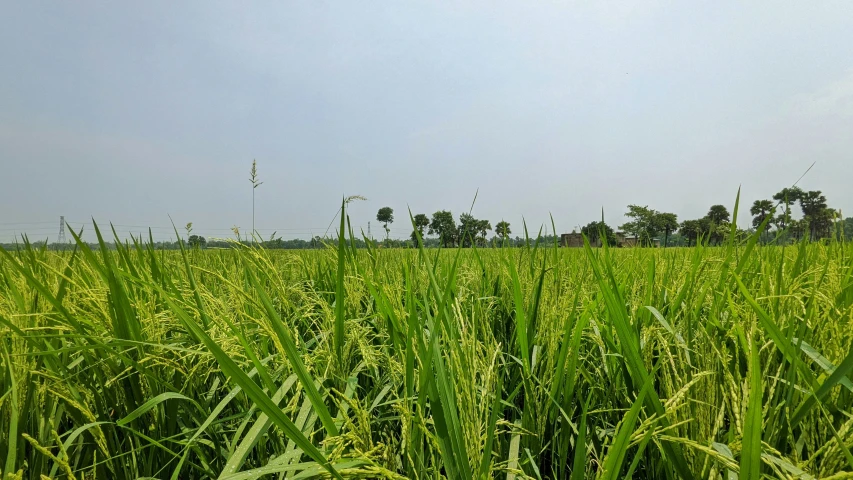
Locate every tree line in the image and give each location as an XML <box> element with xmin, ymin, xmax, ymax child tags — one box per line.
<box><xmin>575</xmin><ymin>186</ymin><xmax>845</xmax><ymax>248</ymax></box>
<box><xmin>6</xmin><ymin>185</ymin><xmax>849</xmax><ymax>252</ymax></box>
<box><xmin>195</xmin><ymin>160</ymin><xmax>848</xmax><ymax>248</ymax></box>
<box><xmin>220</xmin><ymin>161</ymin><xmax>847</xmax><ymax>248</ymax></box>
<box><xmin>377</xmin><ymin>185</ymin><xmax>847</xmax><ymax>249</ymax></box>
<box><xmin>376</xmin><ymin>208</ymin><xmax>515</xmax><ymax>248</ymax></box>
<box><xmin>678</xmin><ymin>187</ymin><xmax>842</xmax><ymax>246</ymax></box>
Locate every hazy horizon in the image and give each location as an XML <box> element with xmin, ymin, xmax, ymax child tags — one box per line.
<box><xmin>2</xmin><ymin>2</ymin><xmax>852</xmax><ymax>243</ymax></box>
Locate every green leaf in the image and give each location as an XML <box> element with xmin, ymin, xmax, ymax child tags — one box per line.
<box><xmin>599</xmin><ymin>379</ymin><xmax>651</xmax><ymax>480</ymax></box>
<box><xmin>795</xmin><ymin>338</ymin><xmax>853</xmax><ymax>392</ymax></box>
<box><xmin>571</xmin><ymin>394</ymin><xmax>591</xmax><ymax>480</ymax></box>
<box><xmin>242</xmin><ymin>263</ymin><xmax>339</xmax><ymax>437</ymax></box>
<box><xmin>335</xmin><ymin>197</ymin><xmax>347</xmax><ymax>372</ymax></box>
<box><xmin>2</xmin><ymin>346</ymin><xmax>19</xmax><ymax>480</ymax></box>
<box><xmin>739</xmin><ymin>336</ymin><xmax>763</xmax><ymax>480</ymax></box>
<box><xmin>157</xmin><ymin>292</ymin><xmax>341</xmax><ymax>480</ymax></box>
<box><xmin>117</xmin><ymin>392</ymin><xmax>200</xmax><ymax>426</ymax></box>
<box><xmin>791</xmin><ymin>345</ymin><xmax>853</xmax><ymax>426</ymax></box>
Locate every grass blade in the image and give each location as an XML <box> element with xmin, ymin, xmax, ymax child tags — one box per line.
<box><xmin>739</xmin><ymin>335</ymin><xmax>763</xmax><ymax>480</ymax></box>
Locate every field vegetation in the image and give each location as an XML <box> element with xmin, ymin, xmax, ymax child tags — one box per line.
<box><xmin>1</xmin><ymin>196</ymin><xmax>852</xmax><ymax>479</ymax></box>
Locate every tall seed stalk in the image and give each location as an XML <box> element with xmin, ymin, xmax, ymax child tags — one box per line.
<box><xmin>249</xmin><ymin>159</ymin><xmax>263</xmax><ymax>243</ymax></box>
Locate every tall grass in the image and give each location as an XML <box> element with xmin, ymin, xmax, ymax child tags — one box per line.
<box><xmin>0</xmin><ymin>214</ymin><xmax>851</xmax><ymax>479</ymax></box>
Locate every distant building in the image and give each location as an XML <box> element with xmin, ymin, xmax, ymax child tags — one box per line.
<box><xmin>614</xmin><ymin>232</ymin><xmax>661</xmax><ymax>248</ymax></box>
<box><xmin>560</xmin><ymin>231</ymin><xmax>586</xmax><ymax>247</ymax></box>
<box><xmin>560</xmin><ymin>230</ymin><xmax>660</xmax><ymax>248</ymax></box>
<box><xmin>616</xmin><ymin>232</ymin><xmax>638</xmax><ymax>247</ymax></box>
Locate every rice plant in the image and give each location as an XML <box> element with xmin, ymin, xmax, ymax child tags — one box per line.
<box><xmin>0</xmin><ymin>203</ymin><xmax>851</xmax><ymax>479</ymax></box>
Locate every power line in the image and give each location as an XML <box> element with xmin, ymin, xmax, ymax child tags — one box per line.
<box><xmin>0</xmin><ymin>227</ymin><xmax>57</xmax><ymax>232</ymax></box>
<box><xmin>1</xmin><ymin>221</ymin><xmax>420</xmax><ymax>233</ymax></box>
<box><xmin>0</xmin><ymin>221</ymin><xmax>55</xmax><ymax>226</ymax></box>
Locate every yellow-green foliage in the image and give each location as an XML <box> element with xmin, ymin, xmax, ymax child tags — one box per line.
<box><xmin>0</xmin><ymin>229</ymin><xmax>852</xmax><ymax>479</ymax></box>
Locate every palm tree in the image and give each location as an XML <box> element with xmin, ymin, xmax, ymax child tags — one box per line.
<box><xmin>799</xmin><ymin>190</ymin><xmax>829</xmax><ymax>239</ymax></box>
<box><xmin>495</xmin><ymin>221</ymin><xmax>511</xmax><ymax>238</ymax></box>
<box><xmin>750</xmin><ymin>199</ymin><xmax>775</xmax><ymax>243</ymax></box>
<box><xmin>706</xmin><ymin>205</ymin><xmax>730</xmax><ymax>224</ymax></box>
<box><xmin>772</xmin><ymin>187</ymin><xmax>802</xmax><ymax>230</ymax></box>
<box><xmin>476</xmin><ymin>219</ymin><xmax>492</xmax><ymax>245</ymax></box>
<box><xmin>750</xmin><ymin>200</ymin><xmax>774</xmax><ymax>227</ymax></box>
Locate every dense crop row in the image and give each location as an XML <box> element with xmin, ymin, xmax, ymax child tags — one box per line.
<box><xmin>1</xmin><ymin>209</ymin><xmax>852</xmax><ymax>479</ymax></box>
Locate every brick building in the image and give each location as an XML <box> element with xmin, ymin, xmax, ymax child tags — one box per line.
<box><xmin>560</xmin><ymin>231</ymin><xmax>659</xmax><ymax>248</ymax></box>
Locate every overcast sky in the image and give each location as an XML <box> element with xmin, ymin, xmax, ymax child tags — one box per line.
<box><xmin>2</xmin><ymin>1</ymin><xmax>852</xmax><ymax>242</ymax></box>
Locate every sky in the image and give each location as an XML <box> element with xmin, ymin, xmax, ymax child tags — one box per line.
<box><xmin>1</xmin><ymin>1</ymin><xmax>852</xmax><ymax>242</ymax></box>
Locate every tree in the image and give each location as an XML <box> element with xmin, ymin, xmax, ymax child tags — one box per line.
<box><xmin>812</xmin><ymin>208</ymin><xmax>839</xmax><ymax>241</ymax></box>
<box><xmin>710</xmin><ymin>222</ymin><xmax>729</xmax><ymax>246</ymax></box>
<box><xmin>581</xmin><ymin>221</ymin><xmax>616</xmax><ymax>246</ymax></box>
<box><xmin>841</xmin><ymin>217</ymin><xmax>853</xmax><ymax>241</ymax></box>
<box><xmin>495</xmin><ymin>221</ymin><xmax>511</xmax><ymax>239</ymax></box>
<box><xmin>620</xmin><ymin>205</ymin><xmax>659</xmax><ymax>246</ymax></box>
<box><xmin>457</xmin><ymin>213</ymin><xmax>479</xmax><ymax>247</ymax></box>
<box><xmin>772</xmin><ymin>187</ymin><xmax>802</xmax><ymax>231</ymax></box>
<box><xmin>789</xmin><ymin>218</ymin><xmax>807</xmax><ymax>242</ymax></box>
<box><xmin>700</xmin><ymin>205</ymin><xmax>731</xmax><ymax>246</ymax></box>
<box><xmin>798</xmin><ymin>190</ymin><xmax>831</xmax><ymax>239</ymax></box>
<box><xmin>654</xmin><ymin>212</ymin><xmax>679</xmax><ymax>248</ymax></box>
<box><xmin>249</xmin><ymin>159</ymin><xmax>263</xmax><ymax>242</ymax></box>
<box><xmin>680</xmin><ymin>218</ymin><xmax>716</xmax><ymax>246</ymax></box>
<box><xmin>410</xmin><ymin>213</ymin><xmax>430</xmax><ymax>244</ymax></box>
<box><xmin>429</xmin><ymin>210</ymin><xmax>457</xmax><ymax>247</ymax></box>
<box><xmin>476</xmin><ymin>219</ymin><xmax>492</xmax><ymax>246</ymax></box>
<box><xmin>750</xmin><ymin>200</ymin><xmax>775</xmax><ymax>228</ymax></box>
<box><xmin>706</xmin><ymin>205</ymin><xmax>730</xmax><ymax>224</ymax></box>
<box><xmin>799</xmin><ymin>190</ymin><xmax>827</xmax><ymax>217</ymax></box>
<box><xmin>377</xmin><ymin>207</ymin><xmax>394</xmax><ymax>240</ymax></box>
<box><xmin>750</xmin><ymin>199</ymin><xmax>775</xmax><ymax>243</ymax></box>
<box><xmin>678</xmin><ymin>220</ymin><xmax>701</xmax><ymax>246</ymax></box>
<box><xmin>188</xmin><ymin>235</ymin><xmax>206</xmax><ymax>249</ymax></box>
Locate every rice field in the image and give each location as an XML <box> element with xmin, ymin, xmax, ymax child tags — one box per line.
<box><xmin>1</xmin><ymin>210</ymin><xmax>852</xmax><ymax>479</ymax></box>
